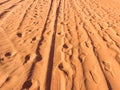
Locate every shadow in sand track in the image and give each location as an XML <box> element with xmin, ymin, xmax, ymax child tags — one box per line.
<box><xmin>0</xmin><ymin>0</ymin><xmax>10</xmax><ymax>5</ymax></box>
<box><xmin>45</xmin><ymin>1</ymin><xmax>61</xmax><ymax>90</ymax></box>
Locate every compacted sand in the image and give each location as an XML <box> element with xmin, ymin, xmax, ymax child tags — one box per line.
<box><xmin>0</xmin><ymin>0</ymin><xmax>120</xmax><ymax>90</ymax></box>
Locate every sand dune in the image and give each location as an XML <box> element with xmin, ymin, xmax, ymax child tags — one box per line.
<box><xmin>0</xmin><ymin>0</ymin><xmax>120</xmax><ymax>90</ymax></box>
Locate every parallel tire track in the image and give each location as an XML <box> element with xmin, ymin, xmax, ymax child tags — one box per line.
<box><xmin>0</xmin><ymin>0</ymin><xmax>120</xmax><ymax>90</ymax></box>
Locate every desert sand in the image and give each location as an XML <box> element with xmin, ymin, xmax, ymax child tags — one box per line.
<box><xmin>0</xmin><ymin>0</ymin><xmax>120</xmax><ymax>90</ymax></box>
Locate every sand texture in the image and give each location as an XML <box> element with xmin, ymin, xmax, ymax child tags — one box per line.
<box><xmin>0</xmin><ymin>0</ymin><xmax>120</xmax><ymax>90</ymax></box>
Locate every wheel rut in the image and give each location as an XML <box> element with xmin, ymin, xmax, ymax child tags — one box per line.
<box><xmin>0</xmin><ymin>0</ymin><xmax>120</xmax><ymax>90</ymax></box>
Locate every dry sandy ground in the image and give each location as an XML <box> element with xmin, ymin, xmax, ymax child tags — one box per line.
<box><xmin>0</xmin><ymin>0</ymin><xmax>120</xmax><ymax>90</ymax></box>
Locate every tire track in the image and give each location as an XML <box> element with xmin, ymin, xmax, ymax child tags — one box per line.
<box><xmin>45</xmin><ymin>1</ymin><xmax>61</xmax><ymax>90</ymax></box>
<box><xmin>0</xmin><ymin>0</ymin><xmax>120</xmax><ymax>89</ymax></box>
<box><xmin>27</xmin><ymin>0</ymin><xmax>61</xmax><ymax>90</ymax></box>
<box><xmin>0</xmin><ymin>0</ymin><xmax>10</xmax><ymax>5</ymax></box>
<box><xmin>0</xmin><ymin>1</ymin><xmax>40</xmax><ymax>90</ymax></box>
<box><xmin>70</xmin><ymin>0</ymin><xmax>120</xmax><ymax>89</ymax></box>
<box><xmin>83</xmin><ymin>20</ymin><xmax>120</xmax><ymax>90</ymax></box>
<box><xmin>51</xmin><ymin>3</ymin><xmax>65</xmax><ymax>90</ymax></box>
<box><xmin>77</xmin><ymin>0</ymin><xmax>120</xmax><ymax>64</ymax></box>
<box><xmin>84</xmin><ymin>0</ymin><xmax>120</xmax><ymax>46</ymax></box>
<box><xmin>0</xmin><ymin>0</ymin><xmax>36</xmax><ymax>64</ymax></box>
<box><xmin>0</xmin><ymin>0</ymin><xmax>24</xmax><ymax>16</ymax></box>
<box><xmin>55</xmin><ymin>1</ymin><xmax>86</xmax><ymax>90</ymax></box>
<box><xmin>0</xmin><ymin>0</ymin><xmax>35</xmax><ymax>35</ymax></box>
<box><xmin>74</xmin><ymin>11</ymin><xmax>108</xmax><ymax>90</ymax></box>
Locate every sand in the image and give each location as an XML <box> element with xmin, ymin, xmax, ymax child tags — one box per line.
<box><xmin>0</xmin><ymin>0</ymin><xmax>120</xmax><ymax>90</ymax></box>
